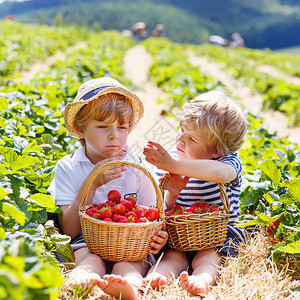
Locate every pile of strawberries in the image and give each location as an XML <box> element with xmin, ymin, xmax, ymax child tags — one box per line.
<box><xmin>86</xmin><ymin>190</ymin><xmax>159</xmax><ymax>223</ymax></box>
<box><xmin>166</xmin><ymin>200</ymin><xmax>220</xmax><ymax>216</ymax></box>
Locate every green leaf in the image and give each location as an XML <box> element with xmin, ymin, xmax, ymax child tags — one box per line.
<box><xmin>259</xmin><ymin>159</ymin><xmax>281</xmax><ymax>186</ymax></box>
<box><xmin>28</xmin><ymin>194</ymin><xmax>56</xmax><ymax>209</ymax></box>
<box><xmin>282</xmin><ymin>178</ymin><xmax>300</xmax><ymax>202</ymax></box>
<box><xmin>2</xmin><ymin>203</ymin><xmax>26</xmax><ymax>226</ymax></box>
<box><xmin>0</xmin><ymin>147</ymin><xmax>17</xmax><ymax>164</ymax></box>
<box><xmin>11</xmin><ymin>156</ymin><xmax>39</xmax><ymax>172</ymax></box>
<box><xmin>0</xmin><ymin>188</ymin><xmax>10</xmax><ymax>200</ymax></box>
<box><xmin>280</xmin><ymin>240</ymin><xmax>300</xmax><ymax>254</ymax></box>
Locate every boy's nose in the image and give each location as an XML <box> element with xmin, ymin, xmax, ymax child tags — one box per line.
<box><xmin>177</xmin><ymin>133</ymin><xmax>185</xmax><ymax>144</ymax></box>
<box><xmin>108</xmin><ymin>133</ymin><xmax>117</xmax><ymax>140</ymax></box>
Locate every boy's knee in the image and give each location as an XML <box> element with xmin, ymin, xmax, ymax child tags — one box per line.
<box><xmin>165</xmin><ymin>250</ymin><xmax>188</xmax><ymax>265</ymax></box>
<box><xmin>192</xmin><ymin>248</ymin><xmax>220</xmax><ymax>269</ymax></box>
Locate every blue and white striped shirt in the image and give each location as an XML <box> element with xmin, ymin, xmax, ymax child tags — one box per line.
<box><xmin>156</xmin><ymin>151</ymin><xmax>245</xmax><ymax>241</ymax></box>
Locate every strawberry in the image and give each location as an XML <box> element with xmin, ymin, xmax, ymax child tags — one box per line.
<box><xmin>209</xmin><ymin>205</ymin><xmax>220</xmax><ymax>213</ymax></box>
<box><xmin>105</xmin><ymin>200</ymin><xmax>115</xmax><ymax>207</ymax></box>
<box><xmin>134</xmin><ymin>208</ymin><xmax>145</xmax><ymax>219</ymax></box>
<box><xmin>93</xmin><ymin>212</ymin><xmax>102</xmax><ymax>219</ymax></box>
<box><xmin>124</xmin><ymin>196</ymin><xmax>137</xmax><ymax>207</ymax></box>
<box><xmin>125</xmin><ymin>211</ymin><xmax>138</xmax><ymax>222</ymax></box>
<box><xmin>103</xmin><ymin>217</ymin><xmax>112</xmax><ymax>222</ymax></box>
<box><xmin>166</xmin><ymin>210</ymin><xmax>175</xmax><ymax>216</ymax></box>
<box><xmin>144</xmin><ymin>207</ymin><xmax>159</xmax><ymax>221</ymax></box>
<box><xmin>112</xmin><ymin>214</ymin><xmax>122</xmax><ymax>222</ymax></box>
<box><xmin>173</xmin><ymin>204</ymin><xmax>184</xmax><ymax>215</ymax></box>
<box><xmin>138</xmin><ymin>217</ymin><xmax>147</xmax><ymax>223</ymax></box>
<box><xmin>119</xmin><ymin>216</ymin><xmax>129</xmax><ymax>223</ymax></box>
<box><xmin>120</xmin><ymin>199</ymin><xmax>133</xmax><ymax>211</ymax></box>
<box><xmin>112</xmin><ymin>203</ymin><xmax>126</xmax><ymax>216</ymax></box>
<box><xmin>184</xmin><ymin>206</ymin><xmax>196</xmax><ymax>214</ymax></box>
<box><xmin>199</xmin><ymin>202</ymin><xmax>210</xmax><ymax>210</ymax></box>
<box><xmin>86</xmin><ymin>209</ymin><xmax>95</xmax><ymax>217</ymax></box>
<box><xmin>99</xmin><ymin>202</ymin><xmax>111</xmax><ymax>210</ymax></box>
<box><xmin>266</xmin><ymin>228</ymin><xmax>273</xmax><ymax>236</ymax></box>
<box><xmin>107</xmin><ymin>190</ymin><xmax>121</xmax><ymax>203</ymax></box>
<box><xmin>99</xmin><ymin>206</ymin><xmax>112</xmax><ymax>219</ymax></box>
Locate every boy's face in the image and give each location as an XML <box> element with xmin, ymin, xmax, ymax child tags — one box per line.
<box><xmin>176</xmin><ymin>124</ymin><xmax>214</xmax><ymax>160</ymax></box>
<box><xmin>79</xmin><ymin>116</ymin><xmax>130</xmax><ymax>164</ymax></box>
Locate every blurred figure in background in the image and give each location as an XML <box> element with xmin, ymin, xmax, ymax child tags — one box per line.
<box><xmin>208</xmin><ymin>35</ymin><xmax>228</xmax><ymax>47</ymax></box>
<box><xmin>229</xmin><ymin>32</ymin><xmax>245</xmax><ymax>48</ymax></box>
<box><xmin>132</xmin><ymin>22</ymin><xmax>148</xmax><ymax>40</ymax></box>
<box><xmin>152</xmin><ymin>23</ymin><xmax>165</xmax><ymax>37</ymax></box>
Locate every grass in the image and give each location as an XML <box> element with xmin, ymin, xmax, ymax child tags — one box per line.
<box><xmin>58</xmin><ymin>228</ymin><xmax>300</xmax><ymax>300</ymax></box>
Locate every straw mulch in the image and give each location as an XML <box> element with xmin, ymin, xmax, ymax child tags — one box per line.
<box><xmin>59</xmin><ymin>229</ymin><xmax>299</xmax><ymax>300</ymax></box>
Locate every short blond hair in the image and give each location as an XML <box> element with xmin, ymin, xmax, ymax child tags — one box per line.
<box><xmin>179</xmin><ymin>90</ymin><xmax>247</xmax><ymax>156</ymax></box>
<box><xmin>74</xmin><ymin>93</ymin><xmax>134</xmax><ymax>146</ymax></box>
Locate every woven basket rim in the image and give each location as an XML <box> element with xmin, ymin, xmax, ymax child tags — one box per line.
<box><xmin>79</xmin><ymin>159</ymin><xmax>164</xmax><ymax>219</ymax></box>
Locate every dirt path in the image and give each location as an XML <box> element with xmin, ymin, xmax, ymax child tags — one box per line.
<box><xmin>18</xmin><ymin>42</ymin><xmax>88</xmax><ymax>84</ymax></box>
<box><xmin>187</xmin><ymin>51</ymin><xmax>300</xmax><ymax>146</ymax></box>
<box><xmin>124</xmin><ymin>45</ymin><xmax>178</xmax><ymax>158</ymax></box>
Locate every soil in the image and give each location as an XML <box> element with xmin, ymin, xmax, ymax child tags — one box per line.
<box><xmin>186</xmin><ymin>51</ymin><xmax>300</xmax><ymax>146</ymax></box>
<box><xmin>18</xmin><ymin>43</ymin><xmax>300</xmax><ymax>147</ymax></box>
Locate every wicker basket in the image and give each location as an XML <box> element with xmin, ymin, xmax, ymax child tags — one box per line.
<box><xmin>79</xmin><ymin>160</ymin><xmax>164</xmax><ymax>262</ymax></box>
<box><xmin>164</xmin><ymin>183</ymin><xmax>230</xmax><ymax>251</ymax></box>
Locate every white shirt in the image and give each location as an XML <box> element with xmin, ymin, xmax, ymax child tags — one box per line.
<box><xmin>48</xmin><ymin>145</ymin><xmax>157</xmax><ymax>207</ymax></box>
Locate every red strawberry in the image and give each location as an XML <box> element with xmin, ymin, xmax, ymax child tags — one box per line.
<box><xmin>120</xmin><ymin>200</ymin><xmax>133</xmax><ymax>211</ymax></box>
<box><xmin>86</xmin><ymin>209</ymin><xmax>95</xmax><ymax>217</ymax></box>
<box><xmin>184</xmin><ymin>207</ymin><xmax>196</xmax><ymax>214</ymax></box>
<box><xmin>112</xmin><ymin>214</ymin><xmax>122</xmax><ymax>222</ymax></box>
<box><xmin>125</xmin><ymin>211</ymin><xmax>138</xmax><ymax>222</ymax></box>
<box><xmin>210</xmin><ymin>205</ymin><xmax>220</xmax><ymax>213</ymax></box>
<box><xmin>119</xmin><ymin>216</ymin><xmax>129</xmax><ymax>223</ymax></box>
<box><xmin>107</xmin><ymin>190</ymin><xmax>121</xmax><ymax>203</ymax></box>
<box><xmin>199</xmin><ymin>202</ymin><xmax>210</xmax><ymax>210</ymax></box>
<box><xmin>93</xmin><ymin>213</ymin><xmax>102</xmax><ymax>219</ymax></box>
<box><xmin>173</xmin><ymin>205</ymin><xmax>184</xmax><ymax>215</ymax></box>
<box><xmin>99</xmin><ymin>206</ymin><xmax>112</xmax><ymax>219</ymax></box>
<box><xmin>144</xmin><ymin>207</ymin><xmax>159</xmax><ymax>221</ymax></box>
<box><xmin>125</xmin><ymin>196</ymin><xmax>137</xmax><ymax>207</ymax></box>
<box><xmin>112</xmin><ymin>203</ymin><xmax>126</xmax><ymax>216</ymax></box>
<box><xmin>103</xmin><ymin>217</ymin><xmax>112</xmax><ymax>222</ymax></box>
<box><xmin>99</xmin><ymin>202</ymin><xmax>111</xmax><ymax>210</ymax></box>
<box><xmin>135</xmin><ymin>208</ymin><xmax>145</xmax><ymax>219</ymax></box>
<box><xmin>166</xmin><ymin>210</ymin><xmax>175</xmax><ymax>216</ymax></box>
<box><xmin>138</xmin><ymin>217</ymin><xmax>147</xmax><ymax>223</ymax></box>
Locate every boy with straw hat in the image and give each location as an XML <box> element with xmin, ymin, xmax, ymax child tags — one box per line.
<box><xmin>49</xmin><ymin>77</ymin><xmax>168</xmax><ymax>299</ymax></box>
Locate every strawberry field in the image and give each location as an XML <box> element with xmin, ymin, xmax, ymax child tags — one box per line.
<box><xmin>0</xmin><ymin>20</ymin><xmax>299</xmax><ymax>299</ymax></box>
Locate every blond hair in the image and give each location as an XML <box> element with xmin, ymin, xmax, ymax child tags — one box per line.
<box><xmin>179</xmin><ymin>90</ymin><xmax>247</xmax><ymax>156</ymax></box>
<box><xmin>74</xmin><ymin>93</ymin><xmax>134</xmax><ymax>146</ymax></box>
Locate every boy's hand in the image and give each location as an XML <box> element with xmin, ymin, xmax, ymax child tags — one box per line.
<box><xmin>91</xmin><ymin>157</ymin><xmax>126</xmax><ymax>188</ymax></box>
<box><xmin>163</xmin><ymin>173</ymin><xmax>189</xmax><ymax>197</ymax></box>
<box><xmin>143</xmin><ymin>141</ymin><xmax>174</xmax><ymax>171</ymax></box>
<box><xmin>149</xmin><ymin>223</ymin><xmax>168</xmax><ymax>255</ymax></box>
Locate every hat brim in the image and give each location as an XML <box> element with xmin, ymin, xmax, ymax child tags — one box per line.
<box><xmin>64</xmin><ymin>86</ymin><xmax>144</xmax><ymax>138</ymax></box>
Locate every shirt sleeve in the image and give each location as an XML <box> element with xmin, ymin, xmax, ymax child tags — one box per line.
<box><xmin>48</xmin><ymin>157</ymin><xmax>79</xmax><ymax>206</ymax></box>
<box><xmin>218</xmin><ymin>153</ymin><xmax>243</xmax><ymax>186</ymax></box>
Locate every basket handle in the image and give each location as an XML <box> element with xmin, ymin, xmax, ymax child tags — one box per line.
<box><xmin>79</xmin><ymin>160</ymin><xmax>165</xmax><ymax>219</ymax></box>
<box><xmin>159</xmin><ymin>177</ymin><xmax>230</xmax><ymax>214</ymax></box>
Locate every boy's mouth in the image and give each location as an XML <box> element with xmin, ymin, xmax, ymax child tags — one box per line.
<box><xmin>177</xmin><ymin>147</ymin><xmax>184</xmax><ymax>153</ymax></box>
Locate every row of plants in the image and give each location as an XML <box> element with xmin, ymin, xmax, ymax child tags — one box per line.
<box><xmin>0</xmin><ymin>26</ymin><xmax>135</xmax><ymax>299</ymax></box>
<box><xmin>0</xmin><ymin>20</ymin><xmax>88</xmax><ymax>81</ymax></box>
<box><xmin>143</xmin><ymin>37</ymin><xmax>300</xmax><ymax>263</ymax></box>
<box><xmin>189</xmin><ymin>43</ymin><xmax>300</xmax><ymax>126</ymax></box>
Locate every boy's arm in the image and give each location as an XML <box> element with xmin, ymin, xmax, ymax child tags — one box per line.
<box><xmin>144</xmin><ymin>142</ymin><xmax>237</xmax><ymax>183</ymax></box>
<box><xmin>58</xmin><ymin>159</ymin><xmax>126</xmax><ymax>239</ymax></box>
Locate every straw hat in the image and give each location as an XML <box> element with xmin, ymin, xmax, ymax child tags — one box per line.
<box><xmin>64</xmin><ymin>77</ymin><xmax>144</xmax><ymax>138</ymax></box>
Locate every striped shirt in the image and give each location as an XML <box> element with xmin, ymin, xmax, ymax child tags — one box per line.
<box><xmin>156</xmin><ymin>151</ymin><xmax>245</xmax><ymax>241</ymax></box>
